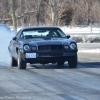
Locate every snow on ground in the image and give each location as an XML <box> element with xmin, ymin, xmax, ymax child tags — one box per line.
<box><xmin>60</xmin><ymin>26</ymin><xmax>100</xmax><ymax>34</ymax></box>
<box><xmin>78</xmin><ymin>49</ymin><xmax>100</xmax><ymax>53</ymax></box>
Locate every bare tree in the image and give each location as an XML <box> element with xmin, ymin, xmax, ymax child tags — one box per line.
<box><xmin>10</xmin><ymin>0</ymin><xmax>17</xmax><ymax>31</ymax></box>
<box><xmin>0</xmin><ymin>0</ymin><xmax>100</xmax><ymax>26</ymax></box>
<box><xmin>48</xmin><ymin>0</ymin><xmax>59</xmax><ymax>26</ymax></box>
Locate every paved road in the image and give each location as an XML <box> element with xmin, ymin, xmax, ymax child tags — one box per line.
<box><xmin>0</xmin><ymin>51</ymin><xmax>100</xmax><ymax>100</ymax></box>
<box><xmin>0</xmin><ymin>26</ymin><xmax>100</xmax><ymax>100</ymax></box>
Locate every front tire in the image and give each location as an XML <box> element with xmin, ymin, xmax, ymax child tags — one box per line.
<box><xmin>11</xmin><ymin>56</ymin><xmax>17</xmax><ymax>67</ymax></box>
<box><xmin>18</xmin><ymin>51</ymin><xmax>26</xmax><ymax>69</ymax></box>
<box><xmin>68</xmin><ymin>55</ymin><xmax>77</xmax><ymax>68</ymax></box>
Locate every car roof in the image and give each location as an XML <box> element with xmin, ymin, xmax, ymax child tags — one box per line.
<box><xmin>20</xmin><ymin>26</ymin><xmax>60</xmax><ymax>31</ymax></box>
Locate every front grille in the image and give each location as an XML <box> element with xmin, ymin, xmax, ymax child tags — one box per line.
<box><xmin>38</xmin><ymin>45</ymin><xmax>63</xmax><ymax>51</ymax></box>
<box><xmin>39</xmin><ymin>52</ymin><xmax>63</xmax><ymax>57</ymax></box>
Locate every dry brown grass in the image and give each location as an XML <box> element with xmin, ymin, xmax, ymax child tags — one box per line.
<box><xmin>71</xmin><ymin>35</ymin><xmax>100</xmax><ymax>43</ymax></box>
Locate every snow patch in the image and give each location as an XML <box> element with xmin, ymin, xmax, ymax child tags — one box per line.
<box><xmin>79</xmin><ymin>49</ymin><xmax>100</xmax><ymax>53</ymax></box>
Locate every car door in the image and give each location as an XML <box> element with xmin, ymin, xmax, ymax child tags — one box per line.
<box><xmin>11</xmin><ymin>30</ymin><xmax>22</xmax><ymax>59</ymax></box>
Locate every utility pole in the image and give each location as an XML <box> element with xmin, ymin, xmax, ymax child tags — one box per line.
<box><xmin>10</xmin><ymin>0</ymin><xmax>17</xmax><ymax>32</ymax></box>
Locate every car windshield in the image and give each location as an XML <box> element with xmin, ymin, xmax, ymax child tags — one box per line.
<box><xmin>19</xmin><ymin>28</ymin><xmax>66</xmax><ymax>39</ymax></box>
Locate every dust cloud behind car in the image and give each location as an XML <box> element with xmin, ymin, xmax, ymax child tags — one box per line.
<box><xmin>0</xmin><ymin>24</ymin><xmax>15</xmax><ymax>66</ymax></box>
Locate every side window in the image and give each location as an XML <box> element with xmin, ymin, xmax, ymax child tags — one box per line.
<box><xmin>16</xmin><ymin>30</ymin><xmax>22</xmax><ymax>39</ymax></box>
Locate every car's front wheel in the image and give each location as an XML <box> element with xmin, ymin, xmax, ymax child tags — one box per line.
<box><xmin>11</xmin><ymin>55</ymin><xmax>17</xmax><ymax>67</ymax></box>
<box><xmin>68</xmin><ymin>55</ymin><xmax>77</xmax><ymax>68</ymax></box>
<box><xmin>18</xmin><ymin>50</ymin><xmax>26</xmax><ymax>69</ymax></box>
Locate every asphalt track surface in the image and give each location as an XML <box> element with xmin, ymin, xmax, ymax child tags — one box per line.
<box><xmin>0</xmin><ymin>43</ymin><xmax>100</xmax><ymax>100</ymax></box>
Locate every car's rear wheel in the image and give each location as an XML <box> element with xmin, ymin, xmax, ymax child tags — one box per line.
<box><xmin>18</xmin><ymin>50</ymin><xmax>26</xmax><ymax>69</ymax></box>
<box><xmin>11</xmin><ymin>56</ymin><xmax>17</xmax><ymax>67</ymax></box>
<box><xmin>57</xmin><ymin>61</ymin><xmax>65</xmax><ymax>66</ymax></box>
<box><xmin>68</xmin><ymin>55</ymin><xmax>77</xmax><ymax>68</ymax></box>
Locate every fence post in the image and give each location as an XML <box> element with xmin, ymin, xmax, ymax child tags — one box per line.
<box><xmin>99</xmin><ymin>23</ymin><xmax>100</xmax><ymax>33</ymax></box>
<box><xmin>90</xmin><ymin>23</ymin><xmax>92</xmax><ymax>34</ymax></box>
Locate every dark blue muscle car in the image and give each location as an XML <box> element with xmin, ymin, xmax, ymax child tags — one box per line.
<box><xmin>8</xmin><ymin>26</ymin><xmax>78</xmax><ymax>69</ymax></box>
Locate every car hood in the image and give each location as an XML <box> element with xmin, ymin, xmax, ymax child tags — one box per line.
<box><xmin>21</xmin><ymin>38</ymin><xmax>75</xmax><ymax>46</ymax></box>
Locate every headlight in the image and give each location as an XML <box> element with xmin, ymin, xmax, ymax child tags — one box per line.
<box><xmin>23</xmin><ymin>45</ymin><xmax>30</xmax><ymax>51</ymax></box>
<box><xmin>70</xmin><ymin>43</ymin><xmax>77</xmax><ymax>49</ymax></box>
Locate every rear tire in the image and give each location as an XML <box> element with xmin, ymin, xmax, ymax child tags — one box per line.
<box><xmin>18</xmin><ymin>51</ymin><xmax>26</xmax><ymax>69</ymax></box>
<box><xmin>68</xmin><ymin>55</ymin><xmax>77</xmax><ymax>68</ymax></box>
<box><xmin>11</xmin><ymin>56</ymin><xmax>17</xmax><ymax>67</ymax></box>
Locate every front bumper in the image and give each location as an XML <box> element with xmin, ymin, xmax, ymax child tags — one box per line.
<box><xmin>20</xmin><ymin>51</ymin><xmax>77</xmax><ymax>64</ymax></box>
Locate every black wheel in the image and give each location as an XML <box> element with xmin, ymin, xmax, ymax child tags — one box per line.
<box><xmin>57</xmin><ymin>61</ymin><xmax>65</xmax><ymax>66</ymax></box>
<box><xmin>68</xmin><ymin>55</ymin><xmax>77</xmax><ymax>68</ymax></box>
<box><xmin>11</xmin><ymin>55</ymin><xmax>17</xmax><ymax>67</ymax></box>
<box><xmin>18</xmin><ymin>51</ymin><xmax>26</xmax><ymax>69</ymax></box>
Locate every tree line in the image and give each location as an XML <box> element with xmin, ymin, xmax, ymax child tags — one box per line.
<box><xmin>0</xmin><ymin>0</ymin><xmax>100</xmax><ymax>27</ymax></box>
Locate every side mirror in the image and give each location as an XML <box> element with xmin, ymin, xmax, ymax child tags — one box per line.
<box><xmin>66</xmin><ymin>35</ymin><xmax>70</xmax><ymax>39</ymax></box>
<box><xmin>12</xmin><ymin>37</ymin><xmax>17</xmax><ymax>40</ymax></box>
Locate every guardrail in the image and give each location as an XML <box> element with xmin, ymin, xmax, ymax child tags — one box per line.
<box><xmin>66</xmin><ymin>33</ymin><xmax>100</xmax><ymax>36</ymax></box>
<box><xmin>60</xmin><ymin>26</ymin><xmax>100</xmax><ymax>35</ymax></box>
